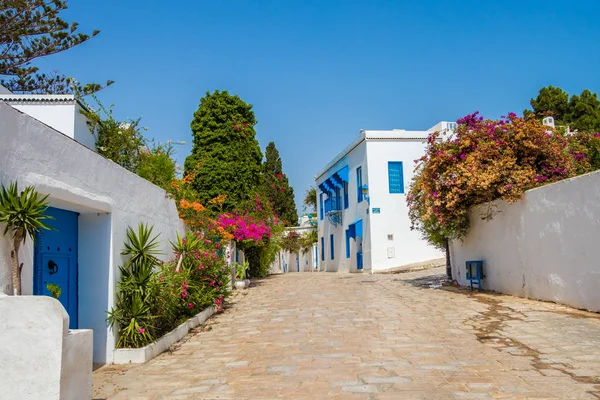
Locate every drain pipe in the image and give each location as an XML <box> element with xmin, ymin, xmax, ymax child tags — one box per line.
<box><xmin>445</xmin><ymin>238</ymin><xmax>452</xmax><ymax>280</ymax></box>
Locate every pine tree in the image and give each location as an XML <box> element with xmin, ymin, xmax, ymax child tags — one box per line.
<box><xmin>0</xmin><ymin>1</ymin><xmax>112</xmax><ymax>94</ymax></box>
<box><xmin>262</xmin><ymin>142</ymin><xmax>298</xmax><ymax>226</ymax></box>
<box><xmin>184</xmin><ymin>90</ymin><xmax>263</xmax><ymax>211</ymax></box>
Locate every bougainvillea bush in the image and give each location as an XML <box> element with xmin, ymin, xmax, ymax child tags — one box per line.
<box><xmin>566</xmin><ymin>131</ymin><xmax>600</xmax><ymax>175</ymax></box>
<box><xmin>407</xmin><ymin>112</ymin><xmax>577</xmax><ymax>248</ymax></box>
<box><xmin>109</xmin><ymin>228</ymin><xmax>230</xmax><ymax>348</ymax></box>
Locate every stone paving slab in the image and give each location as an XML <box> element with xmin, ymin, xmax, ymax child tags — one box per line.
<box><xmin>93</xmin><ymin>268</ymin><xmax>600</xmax><ymax>399</ymax></box>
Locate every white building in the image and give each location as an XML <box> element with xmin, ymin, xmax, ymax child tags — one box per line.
<box><xmin>0</xmin><ymin>93</ymin><xmax>97</xmax><ymax>150</ymax></box>
<box><xmin>271</xmin><ymin>215</ymin><xmax>318</xmax><ymax>274</ymax></box>
<box><xmin>315</xmin><ymin>122</ymin><xmax>454</xmax><ymax>273</ymax></box>
<box><xmin>0</xmin><ymin>92</ymin><xmax>184</xmax><ymax>365</ymax></box>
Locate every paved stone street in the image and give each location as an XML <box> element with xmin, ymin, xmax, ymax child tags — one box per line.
<box><xmin>93</xmin><ymin>267</ymin><xmax>600</xmax><ymax>399</ymax></box>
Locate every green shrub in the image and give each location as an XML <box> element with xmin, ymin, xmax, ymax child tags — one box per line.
<box><xmin>108</xmin><ymin>228</ymin><xmax>231</xmax><ymax>348</ymax></box>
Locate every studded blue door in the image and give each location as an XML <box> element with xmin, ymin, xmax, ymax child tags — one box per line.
<box><xmin>34</xmin><ymin>207</ymin><xmax>79</xmax><ymax>329</ymax></box>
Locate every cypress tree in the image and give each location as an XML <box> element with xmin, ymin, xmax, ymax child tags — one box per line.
<box><xmin>184</xmin><ymin>90</ymin><xmax>263</xmax><ymax>210</ymax></box>
<box><xmin>263</xmin><ymin>142</ymin><xmax>298</xmax><ymax>226</ymax></box>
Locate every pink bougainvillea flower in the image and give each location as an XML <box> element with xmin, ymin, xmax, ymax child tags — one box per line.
<box><xmin>137</xmin><ymin>328</ymin><xmax>145</xmax><ymax>334</ymax></box>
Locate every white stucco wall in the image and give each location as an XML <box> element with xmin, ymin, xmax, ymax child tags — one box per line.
<box><xmin>0</xmin><ymin>295</ymin><xmax>93</xmax><ymax>400</ymax></box>
<box><xmin>317</xmin><ymin>137</ymin><xmax>370</xmax><ymax>273</ymax></box>
<box><xmin>0</xmin><ymin>103</ymin><xmax>184</xmax><ymax>364</ymax></box>
<box><xmin>365</xmin><ymin>139</ymin><xmax>443</xmax><ymax>271</ymax></box>
<box><xmin>450</xmin><ymin>170</ymin><xmax>600</xmax><ymax>312</ymax></box>
<box><xmin>316</xmin><ymin>130</ymin><xmax>443</xmax><ymax>273</ymax></box>
<box><xmin>0</xmin><ymin>96</ymin><xmax>97</xmax><ymax>150</ymax></box>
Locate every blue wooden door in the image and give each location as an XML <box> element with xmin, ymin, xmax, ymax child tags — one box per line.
<box><xmin>34</xmin><ymin>207</ymin><xmax>79</xmax><ymax>329</ymax></box>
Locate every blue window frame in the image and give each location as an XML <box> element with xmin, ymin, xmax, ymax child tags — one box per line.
<box><xmin>330</xmin><ymin>234</ymin><xmax>335</xmax><ymax>260</ymax></box>
<box><xmin>319</xmin><ymin>193</ymin><xmax>324</xmax><ymax>220</ymax></box>
<box><xmin>343</xmin><ymin>182</ymin><xmax>349</xmax><ymax>209</ymax></box>
<box><xmin>388</xmin><ymin>162</ymin><xmax>404</xmax><ymax>194</ymax></box>
<box><xmin>345</xmin><ymin>229</ymin><xmax>350</xmax><ymax>258</ymax></box>
<box><xmin>334</xmin><ymin>187</ymin><xmax>342</xmax><ymax>210</ymax></box>
<box><xmin>321</xmin><ymin>237</ymin><xmax>325</xmax><ymax>261</ymax></box>
<box><xmin>356</xmin><ymin>166</ymin><xmax>363</xmax><ymax>202</ymax></box>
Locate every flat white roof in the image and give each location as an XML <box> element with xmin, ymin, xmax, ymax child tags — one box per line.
<box><xmin>315</xmin><ymin>122</ymin><xmax>451</xmax><ymax>180</ymax></box>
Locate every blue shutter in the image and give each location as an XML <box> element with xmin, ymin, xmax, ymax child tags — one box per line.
<box><xmin>357</xmin><ymin>167</ymin><xmax>363</xmax><ymax>202</ymax></box>
<box><xmin>319</xmin><ymin>193</ymin><xmax>324</xmax><ymax>220</ymax></box>
<box><xmin>343</xmin><ymin>182</ymin><xmax>349</xmax><ymax>209</ymax></box>
<box><xmin>330</xmin><ymin>234</ymin><xmax>334</xmax><ymax>260</ymax></box>
<box><xmin>321</xmin><ymin>237</ymin><xmax>325</xmax><ymax>261</ymax></box>
<box><xmin>345</xmin><ymin>229</ymin><xmax>350</xmax><ymax>258</ymax></box>
<box><xmin>388</xmin><ymin>162</ymin><xmax>404</xmax><ymax>194</ymax></box>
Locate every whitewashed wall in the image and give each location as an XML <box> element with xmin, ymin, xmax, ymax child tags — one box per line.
<box><xmin>0</xmin><ymin>96</ymin><xmax>97</xmax><ymax>150</ymax></box>
<box><xmin>0</xmin><ymin>295</ymin><xmax>93</xmax><ymax>400</ymax></box>
<box><xmin>316</xmin><ymin>136</ymin><xmax>370</xmax><ymax>273</ymax></box>
<box><xmin>316</xmin><ymin>132</ymin><xmax>443</xmax><ymax>273</ymax></box>
<box><xmin>451</xmin><ymin>170</ymin><xmax>600</xmax><ymax>312</ymax></box>
<box><xmin>365</xmin><ymin>138</ymin><xmax>443</xmax><ymax>272</ymax></box>
<box><xmin>0</xmin><ymin>103</ymin><xmax>185</xmax><ymax>364</ymax></box>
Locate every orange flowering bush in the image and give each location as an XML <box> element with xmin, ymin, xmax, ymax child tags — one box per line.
<box><xmin>407</xmin><ymin>112</ymin><xmax>576</xmax><ymax>247</ymax></box>
<box><xmin>566</xmin><ymin>132</ymin><xmax>600</xmax><ymax>175</ymax></box>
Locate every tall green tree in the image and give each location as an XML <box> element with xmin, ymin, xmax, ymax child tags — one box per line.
<box><xmin>262</xmin><ymin>142</ymin><xmax>298</xmax><ymax>225</ymax></box>
<box><xmin>527</xmin><ymin>86</ymin><xmax>600</xmax><ymax>133</ymax></box>
<box><xmin>565</xmin><ymin>90</ymin><xmax>600</xmax><ymax>133</ymax></box>
<box><xmin>0</xmin><ymin>0</ymin><xmax>111</xmax><ymax>94</ymax></box>
<box><xmin>527</xmin><ymin>85</ymin><xmax>569</xmax><ymax>123</ymax></box>
<box><xmin>184</xmin><ymin>90</ymin><xmax>263</xmax><ymax>210</ymax></box>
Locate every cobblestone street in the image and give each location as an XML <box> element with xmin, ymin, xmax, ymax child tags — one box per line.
<box><xmin>93</xmin><ymin>268</ymin><xmax>600</xmax><ymax>399</ymax></box>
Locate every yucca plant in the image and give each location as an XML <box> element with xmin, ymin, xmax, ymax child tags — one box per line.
<box><xmin>107</xmin><ymin>223</ymin><xmax>162</xmax><ymax>348</ymax></box>
<box><xmin>0</xmin><ymin>182</ymin><xmax>53</xmax><ymax>295</ymax></box>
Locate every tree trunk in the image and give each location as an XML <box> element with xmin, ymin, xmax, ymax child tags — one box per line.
<box><xmin>445</xmin><ymin>237</ymin><xmax>452</xmax><ymax>280</ymax></box>
<box><xmin>11</xmin><ymin>229</ymin><xmax>24</xmax><ymax>296</ymax></box>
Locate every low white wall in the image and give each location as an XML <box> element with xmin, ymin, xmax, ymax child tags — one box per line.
<box><xmin>0</xmin><ymin>102</ymin><xmax>185</xmax><ymax>364</ymax></box>
<box><xmin>0</xmin><ymin>295</ymin><xmax>93</xmax><ymax>400</ymax></box>
<box><xmin>451</xmin><ymin>170</ymin><xmax>600</xmax><ymax>312</ymax></box>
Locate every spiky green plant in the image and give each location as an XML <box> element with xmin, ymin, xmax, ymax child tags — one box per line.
<box><xmin>0</xmin><ymin>182</ymin><xmax>53</xmax><ymax>295</ymax></box>
<box><xmin>107</xmin><ymin>223</ymin><xmax>162</xmax><ymax>348</ymax></box>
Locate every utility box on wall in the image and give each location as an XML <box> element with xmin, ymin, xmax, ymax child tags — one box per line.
<box><xmin>387</xmin><ymin>247</ymin><xmax>395</xmax><ymax>259</ymax></box>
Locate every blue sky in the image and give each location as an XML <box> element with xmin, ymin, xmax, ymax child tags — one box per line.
<box><xmin>36</xmin><ymin>0</ymin><xmax>600</xmax><ymax>213</ymax></box>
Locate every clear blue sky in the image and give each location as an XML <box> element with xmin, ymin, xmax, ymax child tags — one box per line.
<box><xmin>36</xmin><ymin>0</ymin><xmax>600</xmax><ymax>213</ymax></box>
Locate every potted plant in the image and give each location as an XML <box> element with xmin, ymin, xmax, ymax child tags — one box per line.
<box><xmin>234</xmin><ymin>261</ymin><xmax>250</xmax><ymax>289</ymax></box>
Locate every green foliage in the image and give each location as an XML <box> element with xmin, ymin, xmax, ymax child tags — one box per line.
<box><xmin>303</xmin><ymin>186</ymin><xmax>317</xmax><ymax>213</ymax></box>
<box><xmin>81</xmin><ymin>96</ymin><xmax>180</xmax><ymax>190</ymax></box>
<box><xmin>527</xmin><ymin>86</ymin><xmax>600</xmax><ymax>133</ymax></box>
<box><xmin>184</xmin><ymin>90</ymin><xmax>263</xmax><ymax>211</ymax></box>
<box><xmin>567</xmin><ymin>132</ymin><xmax>600</xmax><ymax>175</ymax></box>
<box><xmin>407</xmin><ymin>112</ymin><xmax>576</xmax><ymax>248</ymax></box>
<box><xmin>233</xmin><ymin>261</ymin><xmax>249</xmax><ymax>281</ymax></box>
<box><xmin>0</xmin><ymin>182</ymin><xmax>53</xmax><ymax>242</ymax></box>
<box><xmin>0</xmin><ymin>181</ymin><xmax>53</xmax><ymax>295</ymax></box>
<box><xmin>299</xmin><ymin>230</ymin><xmax>318</xmax><ymax>254</ymax></box>
<box><xmin>262</xmin><ymin>142</ymin><xmax>298</xmax><ymax>226</ymax></box>
<box><xmin>137</xmin><ymin>141</ymin><xmax>179</xmax><ymax>191</ymax></box>
<box><xmin>565</xmin><ymin>90</ymin><xmax>600</xmax><ymax>133</ymax></box>
<box><xmin>245</xmin><ymin>241</ymin><xmax>279</xmax><ymax>278</ymax></box>
<box><xmin>46</xmin><ymin>283</ymin><xmax>62</xmax><ymax>299</ymax></box>
<box><xmin>108</xmin><ymin>227</ymin><xmax>231</xmax><ymax>348</ymax></box>
<box><xmin>527</xmin><ymin>85</ymin><xmax>569</xmax><ymax>123</ymax></box>
<box><xmin>107</xmin><ymin>224</ymin><xmax>161</xmax><ymax>348</ymax></box>
<box><xmin>82</xmin><ymin>97</ymin><xmax>146</xmax><ymax>172</ymax></box>
<box><xmin>280</xmin><ymin>231</ymin><xmax>301</xmax><ymax>253</ymax></box>
<box><xmin>0</xmin><ymin>1</ymin><xmax>111</xmax><ymax>94</ymax></box>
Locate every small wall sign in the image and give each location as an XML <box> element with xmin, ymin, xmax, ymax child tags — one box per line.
<box><xmin>372</xmin><ymin>208</ymin><xmax>381</xmax><ymax>214</ymax></box>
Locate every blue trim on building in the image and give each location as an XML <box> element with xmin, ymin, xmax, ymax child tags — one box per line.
<box><xmin>330</xmin><ymin>234</ymin><xmax>335</xmax><ymax>260</ymax></box>
<box><xmin>388</xmin><ymin>161</ymin><xmax>404</xmax><ymax>194</ymax></box>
